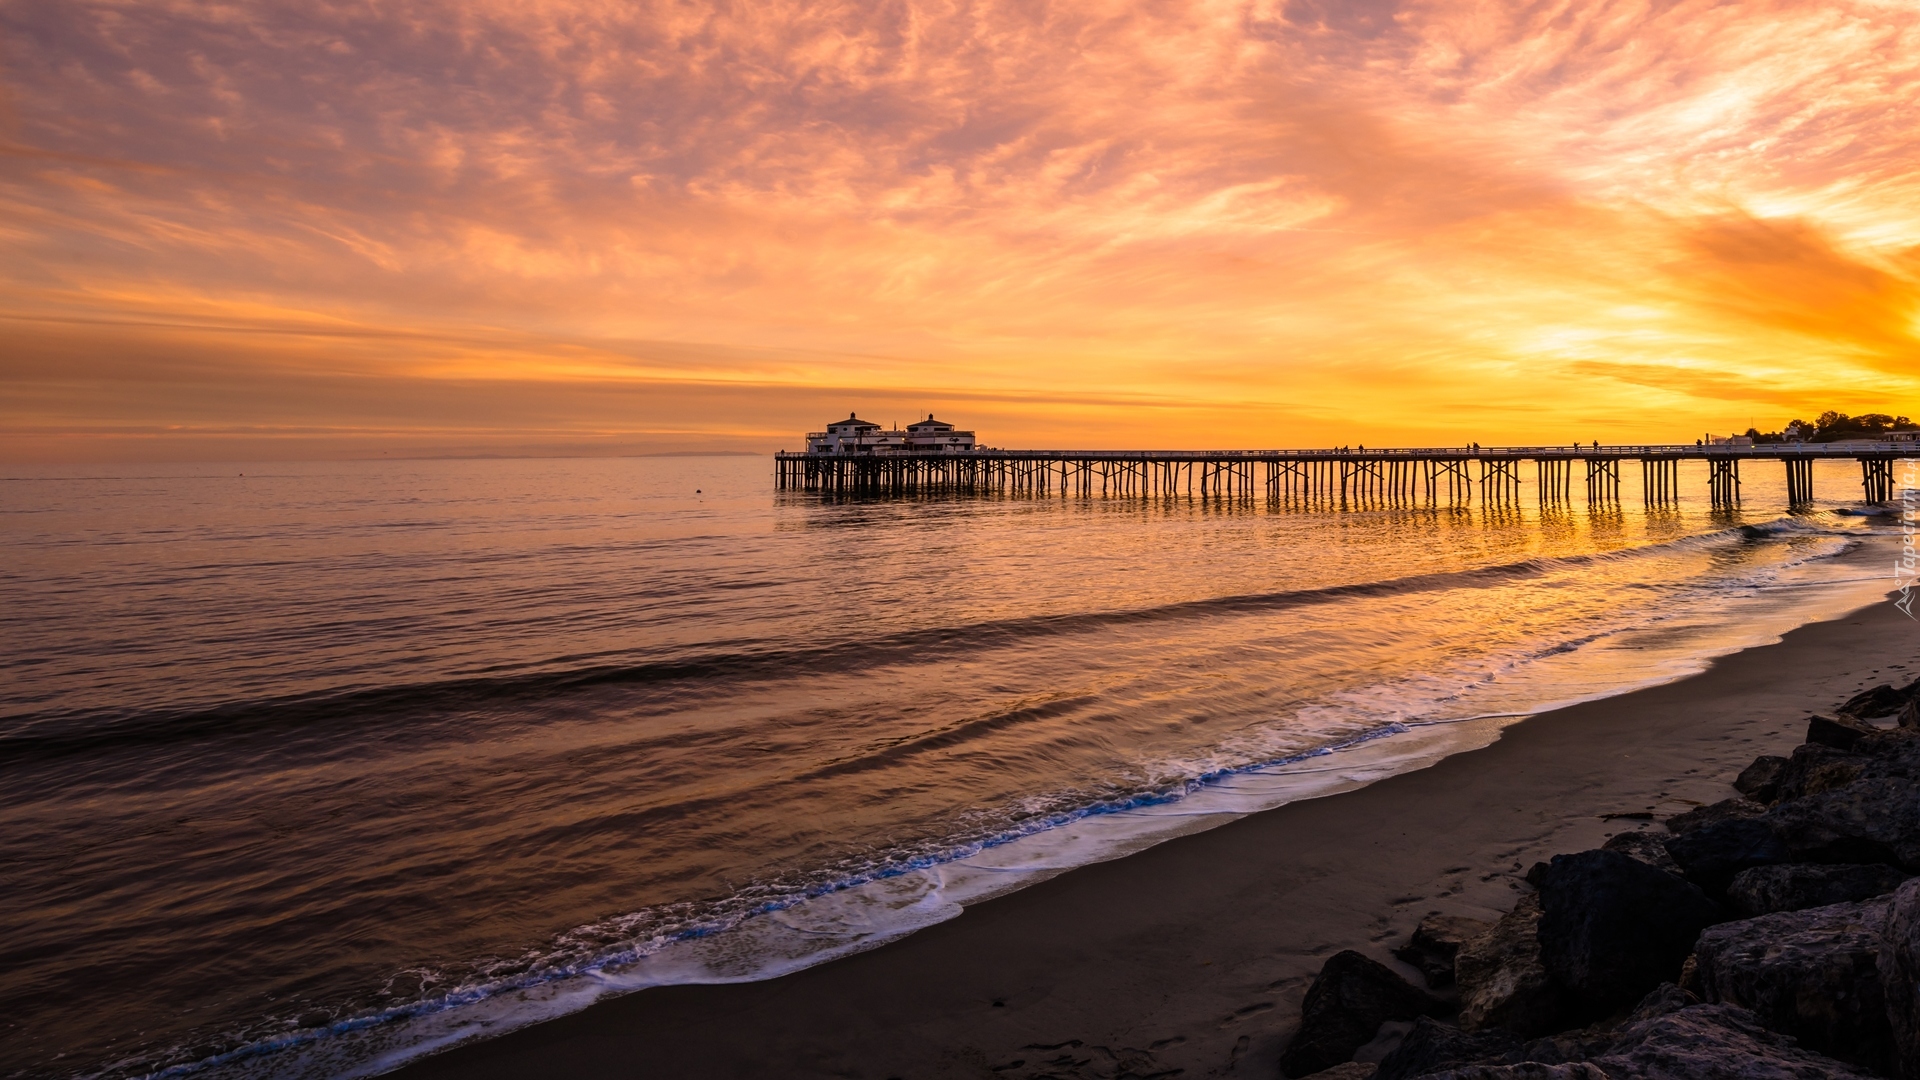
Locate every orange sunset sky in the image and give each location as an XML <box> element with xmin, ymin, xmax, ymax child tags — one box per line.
<box><xmin>2</xmin><ymin>0</ymin><xmax>1918</xmax><ymax>460</ymax></box>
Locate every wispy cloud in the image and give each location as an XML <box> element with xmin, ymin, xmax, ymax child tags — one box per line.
<box><xmin>1</xmin><ymin>0</ymin><xmax>1915</xmax><ymax>458</ymax></box>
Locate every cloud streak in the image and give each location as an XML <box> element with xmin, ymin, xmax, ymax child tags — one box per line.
<box><xmin>1</xmin><ymin>0</ymin><xmax>1915</xmax><ymax>458</ymax></box>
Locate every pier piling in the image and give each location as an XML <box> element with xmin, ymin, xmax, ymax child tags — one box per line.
<box><xmin>775</xmin><ymin>442</ymin><xmax>1914</xmax><ymax>511</ymax></box>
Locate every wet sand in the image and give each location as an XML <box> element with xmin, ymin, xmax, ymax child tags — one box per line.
<box><xmin>393</xmin><ymin>595</ymin><xmax>1917</xmax><ymax>1080</ymax></box>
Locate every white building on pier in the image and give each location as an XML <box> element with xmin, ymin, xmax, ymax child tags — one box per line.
<box><xmin>806</xmin><ymin>413</ymin><xmax>977</xmax><ymax>454</ymax></box>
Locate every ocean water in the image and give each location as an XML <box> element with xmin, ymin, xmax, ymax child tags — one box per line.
<box><xmin>0</xmin><ymin>453</ymin><xmax>1908</xmax><ymax>1079</ymax></box>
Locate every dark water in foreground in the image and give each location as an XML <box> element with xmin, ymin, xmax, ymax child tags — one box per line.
<box><xmin>0</xmin><ymin>455</ymin><xmax>1905</xmax><ymax>1079</ymax></box>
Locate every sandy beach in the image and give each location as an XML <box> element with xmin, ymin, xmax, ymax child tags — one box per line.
<box><xmin>388</xmin><ymin>593</ymin><xmax>1917</xmax><ymax>1079</ymax></box>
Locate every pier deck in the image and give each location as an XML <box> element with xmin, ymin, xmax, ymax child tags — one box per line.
<box><xmin>773</xmin><ymin>443</ymin><xmax>1913</xmax><ymax>506</ymax></box>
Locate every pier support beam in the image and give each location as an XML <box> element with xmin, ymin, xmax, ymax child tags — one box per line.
<box><xmin>1583</xmin><ymin>458</ymin><xmax>1620</xmax><ymax>502</ymax></box>
<box><xmin>1708</xmin><ymin>458</ymin><xmax>1741</xmax><ymax>507</ymax></box>
<box><xmin>1861</xmin><ymin>457</ymin><xmax>1894</xmax><ymax>503</ymax></box>
<box><xmin>1480</xmin><ymin>458</ymin><xmax>1521</xmax><ymax>503</ymax></box>
<box><xmin>771</xmin><ymin>443</ymin><xmax>1907</xmax><ymax>511</ymax></box>
<box><xmin>1640</xmin><ymin>458</ymin><xmax>1679</xmax><ymax>506</ymax></box>
<box><xmin>1536</xmin><ymin>458</ymin><xmax>1571</xmax><ymax>504</ymax></box>
<box><xmin>1784</xmin><ymin>458</ymin><xmax>1815</xmax><ymax>505</ymax></box>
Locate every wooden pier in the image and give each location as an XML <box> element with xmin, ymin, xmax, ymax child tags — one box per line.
<box><xmin>774</xmin><ymin>443</ymin><xmax>1914</xmax><ymax>507</ymax></box>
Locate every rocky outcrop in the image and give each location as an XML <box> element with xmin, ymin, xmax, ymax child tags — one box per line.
<box><xmin>1455</xmin><ymin>895</ymin><xmax>1567</xmax><ymax>1036</ymax></box>
<box><xmin>1723</xmin><ymin>862</ymin><xmax>1907</xmax><ymax>916</ymax></box>
<box><xmin>1406</xmin><ymin>1065</ymin><xmax>1607</xmax><ymax>1080</ymax></box>
<box><xmin>1600</xmin><ymin>832</ymin><xmax>1682</xmax><ymax>875</ymax></box>
<box><xmin>1373</xmin><ymin>1018</ymin><xmax>1523</xmax><ymax>1080</ymax></box>
<box><xmin>1857</xmin><ymin>729</ymin><xmax>1920</xmax><ymax>781</ymax></box>
<box><xmin>1675</xmin><ymin>764</ymin><xmax>1920</xmax><ymax>890</ymax></box>
<box><xmin>1688</xmin><ymin>898</ymin><xmax>1891</xmax><ymax>1072</ymax></box>
<box><xmin>1505</xmin><ymin>982</ymin><xmax>1694</xmax><ymax>1067</ymax></box>
<box><xmin>1287</xmin><ymin>669</ymin><xmax>1920</xmax><ymax>1080</ymax></box>
<box><xmin>1763</xmin><ymin>777</ymin><xmax>1920</xmax><ymax>870</ymax></box>
<box><xmin>1841</xmin><ymin>683</ymin><xmax>1908</xmax><ymax>718</ymax></box>
<box><xmin>1771</xmin><ymin>743</ymin><xmax>1864</xmax><ymax>802</ymax></box>
<box><xmin>1733</xmin><ymin>756</ymin><xmax>1788</xmax><ymax>804</ymax></box>
<box><xmin>1535</xmin><ymin>850</ymin><xmax>1720</xmax><ymax>1020</ymax></box>
<box><xmin>1395</xmin><ymin>914</ymin><xmax>1494</xmax><ymax>989</ymax></box>
<box><xmin>1379</xmin><ymin>985</ymin><xmax>1874</xmax><ymax>1079</ymax></box>
<box><xmin>1303</xmin><ymin>1063</ymin><xmax>1379</xmax><ymax>1079</ymax></box>
<box><xmin>1282</xmin><ymin>950</ymin><xmax>1446</xmax><ymax>1078</ymax></box>
<box><xmin>1590</xmin><ymin>1002</ymin><xmax>1874</xmax><ymax>1079</ymax></box>
<box><xmin>1806</xmin><ymin>713</ymin><xmax>1880</xmax><ymax>751</ymax></box>
<box><xmin>1663</xmin><ymin>819</ymin><xmax>1790</xmax><ymax>897</ymax></box>
<box><xmin>1663</xmin><ymin>797</ymin><xmax>1767</xmax><ymax>835</ymax></box>
<box><xmin>1880</xmin><ymin>879</ymin><xmax>1920</xmax><ymax>1080</ymax></box>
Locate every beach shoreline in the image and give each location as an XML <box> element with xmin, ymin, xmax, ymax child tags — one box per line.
<box><xmin>386</xmin><ymin>591</ymin><xmax>1917</xmax><ymax>1079</ymax></box>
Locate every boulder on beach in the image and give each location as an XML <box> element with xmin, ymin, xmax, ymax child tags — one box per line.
<box><xmin>1688</xmin><ymin>898</ymin><xmax>1892</xmax><ymax>1072</ymax></box>
<box><xmin>1856</xmin><ymin>728</ymin><xmax>1920</xmax><ymax>781</ymax></box>
<box><xmin>1880</xmin><ymin>879</ymin><xmax>1920</xmax><ymax>1080</ymax></box>
<box><xmin>1373</xmin><ymin>1018</ymin><xmax>1523</xmax><ymax>1080</ymax></box>
<box><xmin>1535</xmin><ymin>850</ymin><xmax>1720</xmax><ymax>1019</ymax></box>
<box><xmin>1764</xmin><ymin>777</ymin><xmax>1920</xmax><ymax>871</ymax></box>
<box><xmin>1404</xmin><ymin>1064</ymin><xmax>1607</xmax><ymax>1080</ymax></box>
<box><xmin>1591</xmin><ymin>1002</ymin><xmax>1875</xmax><ymax>1079</ymax></box>
<box><xmin>1771</xmin><ymin>743</ymin><xmax>1864</xmax><ymax>803</ymax></box>
<box><xmin>1662</xmin><ymin>797</ymin><xmax>1766</xmax><ymax>836</ymax></box>
<box><xmin>1281</xmin><ymin>950</ymin><xmax>1446</xmax><ymax>1078</ymax></box>
<box><xmin>1455</xmin><ymin>894</ymin><xmax>1568</xmax><ymax>1036</ymax></box>
<box><xmin>1805</xmin><ymin>713</ymin><xmax>1879</xmax><ymax>751</ymax></box>
<box><xmin>1600</xmin><ymin>832</ymin><xmax>1682</xmax><ymax>876</ymax></box>
<box><xmin>1513</xmin><ymin>984</ymin><xmax>1697</xmax><ymax>1068</ymax></box>
<box><xmin>1394</xmin><ymin>914</ymin><xmax>1495</xmax><ymax>989</ymax></box>
<box><xmin>1304</xmin><ymin>1063</ymin><xmax>1379</xmax><ymax>1079</ymax></box>
<box><xmin>1723</xmin><ymin>862</ymin><xmax>1907</xmax><ymax>917</ymax></box>
<box><xmin>1732</xmin><ymin>756</ymin><xmax>1788</xmax><ymax>804</ymax></box>
<box><xmin>1840</xmin><ymin>683</ymin><xmax>1908</xmax><ymax>718</ymax></box>
<box><xmin>1663</xmin><ymin>818</ymin><xmax>1790</xmax><ymax>897</ymax></box>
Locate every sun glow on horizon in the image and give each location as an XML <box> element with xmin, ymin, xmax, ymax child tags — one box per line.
<box><xmin>2</xmin><ymin>0</ymin><xmax>1917</xmax><ymax>460</ymax></box>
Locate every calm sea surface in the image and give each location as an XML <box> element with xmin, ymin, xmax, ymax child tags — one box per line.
<box><xmin>0</xmin><ymin>455</ymin><xmax>1905</xmax><ymax>1079</ymax></box>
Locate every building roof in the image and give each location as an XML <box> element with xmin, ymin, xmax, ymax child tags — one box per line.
<box><xmin>826</xmin><ymin>413</ymin><xmax>881</xmax><ymax>430</ymax></box>
<box><xmin>907</xmin><ymin>414</ymin><xmax>954</xmax><ymax>430</ymax></box>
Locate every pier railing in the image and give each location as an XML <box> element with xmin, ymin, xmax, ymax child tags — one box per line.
<box><xmin>772</xmin><ymin>443</ymin><xmax>1915</xmax><ymax>506</ymax></box>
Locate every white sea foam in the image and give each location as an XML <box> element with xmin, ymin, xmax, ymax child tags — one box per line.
<box><xmin>167</xmin><ymin>528</ymin><xmax>1900</xmax><ymax>1080</ymax></box>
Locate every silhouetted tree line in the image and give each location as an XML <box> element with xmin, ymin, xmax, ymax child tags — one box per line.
<box><xmin>1745</xmin><ymin>410</ymin><xmax>1919</xmax><ymax>443</ymax></box>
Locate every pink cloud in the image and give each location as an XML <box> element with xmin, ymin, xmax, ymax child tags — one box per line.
<box><xmin>1</xmin><ymin>0</ymin><xmax>1915</xmax><ymax>457</ymax></box>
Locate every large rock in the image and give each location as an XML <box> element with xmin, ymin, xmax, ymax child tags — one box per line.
<box><xmin>1455</xmin><ymin>894</ymin><xmax>1569</xmax><ymax>1036</ymax></box>
<box><xmin>1856</xmin><ymin>729</ymin><xmax>1920</xmax><ymax>780</ymax></box>
<box><xmin>1282</xmin><ymin>950</ymin><xmax>1446</xmax><ymax>1077</ymax></box>
<box><xmin>1374</xmin><ymin>1018</ymin><xmax>1522</xmax><ymax>1080</ymax></box>
<box><xmin>1395</xmin><ymin>914</ymin><xmax>1494</xmax><ymax>989</ymax></box>
<box><xmin>1535</xmin><ymin>850</ymin><xmax>1720</xmax><ymax>1019</ymax></box>
<box><xmin>1733</xmin><ymin>756</ymin><xmax>1788</xmax><ymax>804</ymax></box>
<box><xmin>1688</xmin><ymin>898</ymin><xmax>1892</xmax><ymax>1072</ymax></box>
<box><xmin>1303</xmin><ymin>1064</ymin><xmax>1378</xmax><ymax>1079</ymax></box>
<box><xmin>1380</xmin><ymin>988</ymin><xmax>1691</xmax><ymax>1080</ymax></box>
<box><xmin>1601</xmin><ymin>832</ymin><xmax>1682</xmax><ymax>875</ymax></box>
<box><xmin>1841</xmin><ymin>684</ymin><xmax>1907</xmax><ymax>718</ymax></box>
<box><xmin>1724</xmin><ymin>863</ymin><xmax>1907</xmax><ymax>917</ymax></box>
<box><xmin>1508</xmin><ymin>984</ymin><xmax>1695</xmax><ymax>1068</ymax></box>
<box><xmin>1663</xmin><ymin>797</ymin><xmax>1767</xmax><ymax>836</ymax></box>
<box><xmin>1881</xmin><ymin>879</ymin><xmax>1920</xmax><ymax>1080</ymax></box>
<box><xmin>1763</xmin><ymin>777</ymin><xmax>1920</xmax><ymax>871</ymax></box>
<box><xmin>1663</xmin><ymin>819</ymin><xmax>1790</xmax><ymax>897</ymax></box>
<box><xmin>1404</xmin><ymin>1065</ymin><xmax>1606</xmax><ymax>1080</ymax></box>
<box><xmin>1591</xmin><ymin>1002</ymin><xmax>1874</xmax><ymax>1078</ymax></box>
<box><xmin>1806</xmin><ymin>713</ymin><xmax>1880</xmax><ymax>751</ymax></box>
<box><xmin>1770</xmin><ymin>743</ymin><xmax>1864</xmax><ymax>803</ymax></box>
